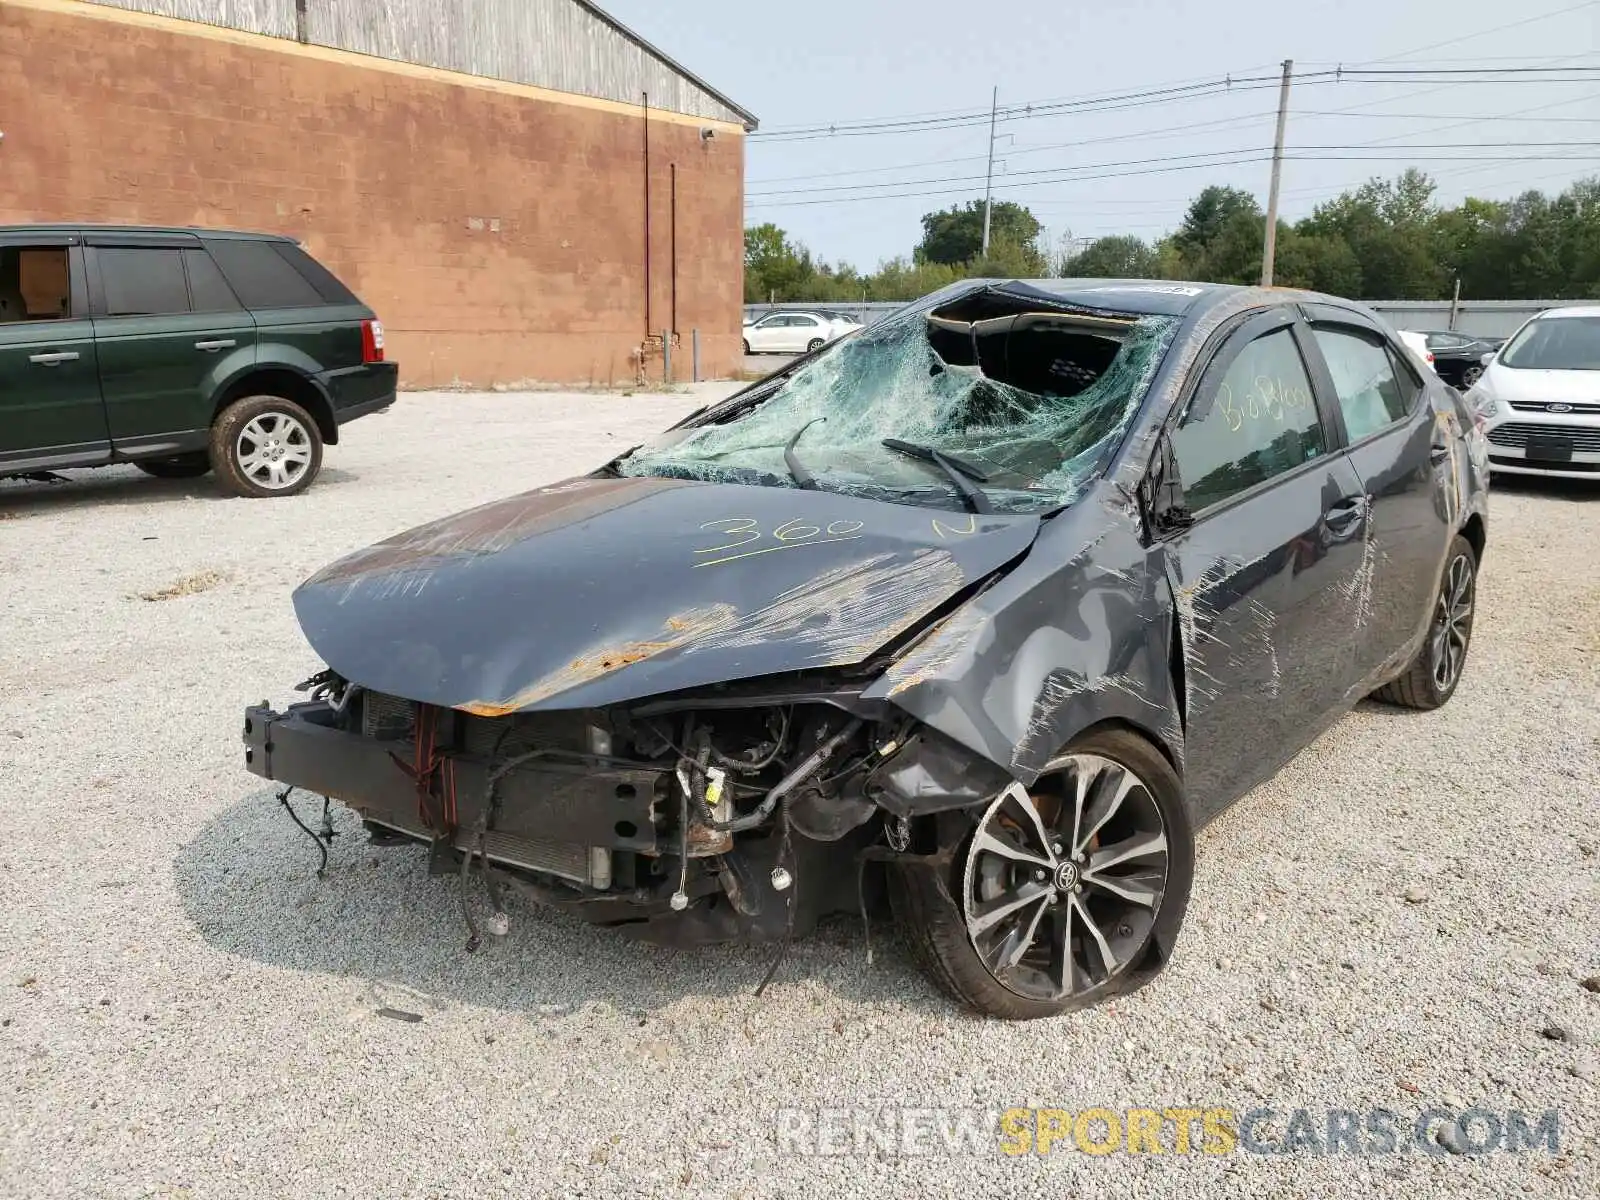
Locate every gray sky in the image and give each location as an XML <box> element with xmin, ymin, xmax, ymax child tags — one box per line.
<box><xmin>601</xmin><ymin>0</ymin><xmax>1599</xmax><ymax>269</ymax></box>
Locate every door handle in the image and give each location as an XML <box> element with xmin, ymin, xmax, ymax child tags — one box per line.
<box><xmin>1324</xmin><ymin>495</ymin><xmax>1367</xmax><ymax>530</ymax></box>
<box><xmin>194</xmin><ymin>339</ymin><xmax>237</xmax><ymax>352</ymax></box>
<box><xmin>28</xmin><ymin>351</ymin><xmax>80</xmax><ymax>366</ymax></box>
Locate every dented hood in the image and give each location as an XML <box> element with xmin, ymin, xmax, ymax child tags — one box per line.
<box><xmin>293</xmin><ymin>476</ymin><xmax>1040</xmax><ymax>713</ymax></box>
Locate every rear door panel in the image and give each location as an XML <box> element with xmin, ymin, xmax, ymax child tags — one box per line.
<box><xmin>87</xmin><ymin>238</ymin><xmax>257</xmax><ymax>453</ymax></box>
<box><xmin>1299</xmin><ymin>311</ymin><xmax>1454</xmax><ymax>678</ymax></box>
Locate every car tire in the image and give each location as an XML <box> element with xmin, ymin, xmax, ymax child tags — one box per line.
<box><xmin>742</xmin><ymin>339</ymin><xmax>751</xmax><ymax>355</ymax></box>
<box><xmin>888</xmin><ymin>727</ymin><xmax>1194</xmax><ymax>1019</ymax></box>
<box><xmin>1461</xmin><ymin>365</ymin><xmax>1483</xmax><ymax>388</ymax></box>
<box><xmin>210</xmin><ymin>395</ymin><xmax>324</xmax><ymax>499</ymax></box>
<box><xmin>1371</xmin><ymin>534</ymin><xmax>1477</xmax><ymax>710</ymax></box>
<box><xmin>807</xmin><ymin>338</ymin><xmax>825</xmax><ymax>352</ymax></box>
<box><xmin>134</xmin><ymin>452</ymin><xmax>211</xmax><ymax>480</ymax></box>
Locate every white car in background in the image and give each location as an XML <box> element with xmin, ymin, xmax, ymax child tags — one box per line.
<box><xmin>741</xmin><ymin>309</ymin><xmax>859</xmax><ymax>355</ymax></box>
<box><xmin>1467</xmin><ymin>306</ymin><xmax>1600</xmax><ymax>480</ymax></box>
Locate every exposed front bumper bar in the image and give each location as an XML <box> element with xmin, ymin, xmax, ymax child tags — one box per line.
<box><xmin>242</xmin><ymin>700</ymin><xmax>664</xmax><ymax>888</ymax></box>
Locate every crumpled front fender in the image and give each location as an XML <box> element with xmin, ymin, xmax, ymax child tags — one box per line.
<box><xmin>863</xmin><ymin>492</ymin><xmax>1182</xmax><ymax>785</ymax></box>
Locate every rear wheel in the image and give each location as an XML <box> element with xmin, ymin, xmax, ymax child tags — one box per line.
<box><xmin>742</xmin><ymin>339</ymin><xmax>751</xmax><ymax>355</ymax></box>
<box><xmin>890</xmin><ymin>728</ymin><xmax>1193</xmax><ymax>1019</ymax></box>
<box><xmin>807</xmin><ymin>338</ymin><xmax>825</xmax><ymax>352</ymax></box>
<box><xmin>1371</xmin><ymin>534</ymin><xmax>1476</xmax><ymax>709</ymax></box>
<box><xmin>210</xmin><ymin>395</ymin><xmax>323</xmax><ymax>498</ymax></box>
<box><xmin>1460</xmin><ymin>365</ymin><xmax>1483</xmax><ymax>388</ymax></box>
<box><xmin>135</xmin><ymin>452</ymin><xmax>210</xmax><ymax>479</ymax></box>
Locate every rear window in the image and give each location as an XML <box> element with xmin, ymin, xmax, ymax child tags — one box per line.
<box><xmin>276</xmin><ymin>243</ymin><xmax>358</xmax><ymax>305</ymax></box>
<box><xmin>204</xmin><ymin>239</ymin><xmax>355</xmax><ymax>309</ymax></box>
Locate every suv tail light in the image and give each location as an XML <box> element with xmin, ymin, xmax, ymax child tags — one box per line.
<box><xmin>362</xmin><ymin>319</ymin><xmax>385</xmax><ymax>364</ymax></box>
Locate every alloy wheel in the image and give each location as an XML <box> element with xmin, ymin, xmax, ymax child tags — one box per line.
<box><xmin>1431</xmin><ymin>552</ymin><xmax>1475</xmax><ymax>691</ymax></box>
<box><xmin>236</xmin><ymin>411</ymin><xmax>313</xmax><ymax>491</ymax></box>
<box><xmin>1461</xmin><ymin>366</ymin><xmax>1483</xmax><ymax>388</ymax></box>
<box><xmin>961</xmin><ymin>755</ymin><xmax>1169</xmax><ymax>1002</ymax></box>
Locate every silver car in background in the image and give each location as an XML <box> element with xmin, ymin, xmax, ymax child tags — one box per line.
<box><xmin>1468</xmin><ymin>306</ymin><xmax>1600</xmax><ymax>480</ymax></box>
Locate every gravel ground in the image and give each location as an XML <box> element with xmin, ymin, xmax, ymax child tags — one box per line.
<box><xmin>1</xmin><ymin>390</ymin><xmax>1596</xmax><ymax>1199</ymax></box>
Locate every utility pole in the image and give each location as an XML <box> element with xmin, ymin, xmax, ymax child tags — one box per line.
<box><xmin>981</xmin><ymin>86</ymin><xmax>998</xmax><ymax>258</ymax></box>
<box><xmin>1260</xmin><ymin>59</ymin><xmax>1293</xmax><ymax>287</ymax></box>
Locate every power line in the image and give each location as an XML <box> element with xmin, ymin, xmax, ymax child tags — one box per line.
<box><xmin>747</xmin><ymin>140</ymin><xmax>1600</xmax><ymax>200</ymax></box>
<box><xmin>749</xmin><ymin>64</ymin><xmax>1600</xmax><ymax>143</ymax></box>
<box><xmin>1362</xmin><ymin>0</ymin><xmax>1599</xmax><ymax>64</ymax></box>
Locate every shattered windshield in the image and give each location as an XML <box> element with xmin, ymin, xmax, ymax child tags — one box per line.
<box><xmin>618</xmin><ymin>294</ymin><xmax>1179</xmax><ymax>513</ymax></box>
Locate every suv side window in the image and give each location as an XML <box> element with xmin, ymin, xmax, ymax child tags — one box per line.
<box><xmin>0</xmin><ymin>246</ymin><xmax>72</xmax><ymax>322</ymax></box>
<box><xmin>183</xmin><ymin>248</ymin><xmax>242</xmax><ymax>313</ymax></box>
<box><xmin>1172</xmin><ymin>326</ymin><xmax>1326</xmax><ymax>514</ymax></box>
<box><xmin>99</xmin><ymin>247</ymin><xmax>190</xmax><ymax>316</ymax></box>
<box><xmin>205</xmin><ymin>239</ymin><xmax>323</xmax><ymax>309</ymax></box>
<box><xmin>1311</xmin><ymin>326</ymin><xmax>1411</xmax><ymax>441</ymax></box>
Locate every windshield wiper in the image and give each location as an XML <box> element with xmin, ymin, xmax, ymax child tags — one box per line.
<box><xmin>785</xmin><ymin>417</ymin><xmax>825</xmax><ymax>490</ymax></box>
<box><xmin>881</xmin><ymin>438</ymin><xmax>993</xmax><ymax>513</ymax></box>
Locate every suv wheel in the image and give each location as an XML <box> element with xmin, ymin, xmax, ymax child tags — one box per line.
<box><xmin>889</xmin><ymin>728</ymin><xmax>1194</xmax><ymax>1019</ymax></box>
<box><xmin>210</xmin><ymin>395</ymin><xmax>324</xmax><ymax>498</ymax></box>
<box><xmin>135</xmin><ymin>452</ymin><xmax>211</xmax><ymax>480</ymax></box>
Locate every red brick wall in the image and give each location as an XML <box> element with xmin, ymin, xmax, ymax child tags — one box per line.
<box><xmin>0</xmin><ymin>0</ymin><xmax>746</xmax><ymax>386</ymax></box>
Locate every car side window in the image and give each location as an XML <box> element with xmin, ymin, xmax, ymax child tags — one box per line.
<box><xmin>0</xmin><ymin>246</ymin><xmax>72</xmax><ymax>323</ymax></box>
<box><xmin>205</xmin><ymin>239</ymin><xmax>323</xmax><ymax>309</ymax></box>
<box><xmin>183</xmin><ymin>248</ymin><xmax>242</xmax><ymax>313</ymax></box>
<box><xmin>1311</xmin><ymin>326</ymin><xmax>1411</xmax><ymax>441</ymax></box>
<box><xmin>99</xmin><ymin>247</ymin><xmax>190</xmax><ymax>317</ymax></box>
<box><xmin>1172</xmin><ymin>326</ymin><xmax>1326</xmax><ymax>514</ymax></box>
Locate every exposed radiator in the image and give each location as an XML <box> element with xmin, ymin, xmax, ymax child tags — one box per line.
<box><xmin>362</xmin><ymin>692</ymin><xmax>415</xmax><ymax>741</ymax></box>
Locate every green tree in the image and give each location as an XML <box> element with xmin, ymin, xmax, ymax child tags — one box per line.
<box><xmin>915</xmin><ymin>199</ymin><xmax>1046</xmax><ymax>271</ymax></box>
<box><xmin>743</xmin><ymin>223</ymin><xmax>818</xmax><ymax>302</ymax></box>
<box><xmin>1273</xmin><ymin>226</ymin><xmax>1362</xmax><ymax>296</ymax></box>
<box><xmin>1171</xmin><ymin>186</ymin><xmax>1262</xmax><ymax>269</ymax></box>
<box><xmin>1062</xmin><ymin>235</ymin><xmax>1158</xmax><ymax>278</ymax></box>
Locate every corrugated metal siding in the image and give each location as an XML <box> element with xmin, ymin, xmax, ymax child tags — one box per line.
<box><xmin>307</xmin><ymin>0</ymin><xmax>743</xmax><ymax>123</ymax></box>
<box><xmin>79</xmin><ymin>0</ymin><xmax>749</xmax><ymax>125</ymax></box>
<box><xmin>82</xmin><ymin>0</ymin><xmax>296</xmax><ymax>39</ymax></box>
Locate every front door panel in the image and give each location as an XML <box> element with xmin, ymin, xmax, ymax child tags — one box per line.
<box><xmin>1165</xmin><ymin>454</ymin><xmax>1369</xmax><ymax>820</ymax></box>
<box><xmin>1161</xmin><ymin>311</ymin><xmax>1373</xmax><ymax>821</ymax></box>
<box><xmin>0</xmin><ymin>239</ymin><xmax>108</xmax><ymax>468</ymax></box>
<box><xmin>0</xmin><ymin>318</ymin><xmax>106</xmax><ymax>465</ymax></box>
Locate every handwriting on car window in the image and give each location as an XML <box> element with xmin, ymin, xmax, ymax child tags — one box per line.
<box><xmin>1217</xmin><ymin>375</ymin><xmax>1314</xmax><ymax>433</ymax></box>
<box><xmin>693</xmin><ymin>517</ymin><xmax>866</xmax><ymax>568</ymax></box>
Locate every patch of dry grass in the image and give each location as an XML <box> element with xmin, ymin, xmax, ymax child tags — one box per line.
<box><xmin>137</xmin><ymin>569</ymin><xmax>231</xmax><ymax>602</ymax></box>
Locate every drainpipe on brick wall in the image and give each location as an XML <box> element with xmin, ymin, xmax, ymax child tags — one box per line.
<box><xmin>294</xmin><ymin>0</ymin><xmax>308</xmax><ymax>43</ymax></box>
<box><xmin>642</xmin><ymin>92</ymin><xmax>652</xmax><ymax>338</ymax></box>
<box><xmin>670</xmin><ymin>162</ymin><xmax>678</xmax><ymax>341</ymax></box>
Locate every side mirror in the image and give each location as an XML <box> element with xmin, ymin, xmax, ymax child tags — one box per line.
<box><xmin>1479</xmin><ymin>351</ymin><xmax>1496</xmax><ymax>367</ymax></box>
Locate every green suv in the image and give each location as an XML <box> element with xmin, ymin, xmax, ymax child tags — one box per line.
<box><xmin>1</xmin><ymin>225</ymin><xmax>396</xmax><ymax>498</ymax></box>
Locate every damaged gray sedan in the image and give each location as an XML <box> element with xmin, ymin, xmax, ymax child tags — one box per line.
<box><xmin>243</xmin><ymin>279</ymin><xmax>1488</xmax><ymax>1019</ymax></box>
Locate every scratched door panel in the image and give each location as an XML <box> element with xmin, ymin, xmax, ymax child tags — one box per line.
<box><xmin>1163</xmin><ymin>453</ymin><xmax>1368</xmax><ymax>821</ymax></box>
<box><xmin>1300</xmin><ymin>322</ymin><xmax>1453</xmax><ymax>681</ymax></box>
<box><xmin>1162</xmin><ymin>314</ymin><xmax>1372</xmax><ymax>821</ymax></box>
<box><xmin>1339</xmin><ymin>412</ymin><xmax>1445</xmax><ymax>674</ymax></box>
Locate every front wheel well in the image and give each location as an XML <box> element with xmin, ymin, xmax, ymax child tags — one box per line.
<box><xmin>1061</xmin><ymin>716</ymin><xmax>1182</xmax><ymax>778</ymax></box>
<box><xmin>213</xmin><ymin>370</ymin><xmax>337</xmax><ymax>445</ymax></box>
